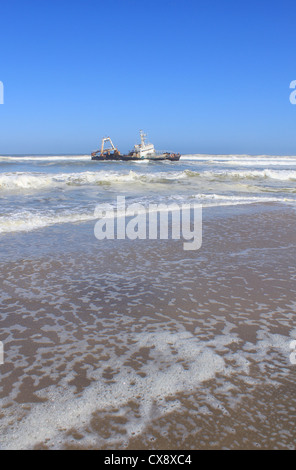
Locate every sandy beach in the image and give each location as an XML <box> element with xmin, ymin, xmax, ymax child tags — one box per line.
<box><xmin>0</xmin><ymin>202</ymin><xmax>295</xmax><ymax>449</ymax></box>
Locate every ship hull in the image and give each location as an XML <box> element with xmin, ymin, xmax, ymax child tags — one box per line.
<box><xmin>91</xmin><ymin>153</ymin><xmax>181</xmax><ymax>162</ymax></box>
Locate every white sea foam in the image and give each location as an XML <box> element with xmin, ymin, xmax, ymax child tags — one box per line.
<box><xmin>194</xmin><ymin>193</ymin><xmax>294</xmax><ymax>205</ymax></box>
<box><xmin>0</xmin><ymin>173</ymin><xmax>58</xmax><ymax>190</ymax></box>
<box><xmin>0</xmin><ymin>326</ymin><xmax>292</xmax><ymax>450</ymax></box>
<box><xmin>0</xmin><ymin>168</ymin><xmax>296</xmax><ymax>193</ymax></box>
<box><xmin>0</xmin><ymin>191</ymin><xmax>293</xmax><ymax>234</ymax></box>
<box><xmin>202</xmin><ymin>169</ymin><xmax>296</xmax><ymax>181</ymax></box>
<box><xmin>224</xmin><ymin>159</ymin><xmax>296</xmax><ymax>167</ymax></box>
<box><xmin>0</xmin><ymin>170</ymin><xmax>171</xmax><ymax>191</ymax></box>
<box><xmin>0</xmin><ymin>210</ymin><xmax>96</xmax><ymax>234</ymax></box>
<box><xmin>181</xmin><ymin>154</ymin><xmax>296</xmax><ymax>165</ymax></box>
<box><xmin>0</xmin><ymin>155</ymin><xmax>90</xmax><ymax>162</ymax></box>
<box><xmin>0</xmin><ymin>329</ymin><xmax>226</xmax><ymax>449</ymax></box>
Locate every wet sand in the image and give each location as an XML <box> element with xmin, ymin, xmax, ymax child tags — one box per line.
<box><xmin>0</xmin><ymin>203</ymin><xmax>296</xmax><ymax>449</ymax></box>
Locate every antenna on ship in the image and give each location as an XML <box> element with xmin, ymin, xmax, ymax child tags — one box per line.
<box><xmin>139</xmin><ymin>130</ymin><xmax>147</xmax><ymax>147</ymax></box>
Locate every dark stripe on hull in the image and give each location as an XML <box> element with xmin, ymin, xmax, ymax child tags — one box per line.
<box><xmin>91</xmin><ymin>154</ymin><xmax>181</xmax><ymax>162</ymax></box>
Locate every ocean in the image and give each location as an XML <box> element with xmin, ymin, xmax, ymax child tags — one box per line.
<box><xmin>0</xmin><ymin>153</ymin><xmax>296</xmax><ymax>449</ymax></box>
<box><xmin>0</xmin><ymin>154</ymin><xmax>296</xmax><ymax>236</ymax></box>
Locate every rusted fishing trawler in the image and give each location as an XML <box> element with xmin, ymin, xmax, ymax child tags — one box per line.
<box><xmin>91</xmin><ymin>131</ymin><xmax>181</xmax><ymax>161</ymax></box>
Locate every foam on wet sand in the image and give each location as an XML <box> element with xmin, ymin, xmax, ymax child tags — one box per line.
<box><xmin>0</xmin><ymin>204</ymin><xmax>295</xmax><ymax>449</ymax></box>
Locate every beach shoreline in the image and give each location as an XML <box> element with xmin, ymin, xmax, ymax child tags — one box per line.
<box><xmin>0</xmin><ymin>202</ymin><xmax>295</xmax><ymax>449</ymax></box>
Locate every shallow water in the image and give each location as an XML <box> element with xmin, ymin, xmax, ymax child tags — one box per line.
<box><xmin>0</xmin><ymin>154</ymin><xmax>296</xmax><ymax>449</ymax></box>
<box><xmin>0</xmin><ymin>154</ymin><xmax>296</xmax><ymax>235</ymax></box>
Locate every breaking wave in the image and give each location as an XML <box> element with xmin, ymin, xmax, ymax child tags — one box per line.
<box><xmin>0</xmin><ymin>210</ymin><xmax>96</xmax><ymax>234</ymax></box>
<box><xmin>1</xmin><ymin>168</ymin><xmax>296</xmax><ymax>192</ymax></box>
<box><xmin>0</xmin><ymin>193</ymin><xmax>294</xmax><ymax>234</ymax></box>
<box><xmin>202</xmin><ymin>169</ymin><xmax>296</xmax><ymax>181</ymax></box>
<box><xmin>182</xmin><ymin>154</ymin><xmax>296</xmax><ymax>166</ymax></box>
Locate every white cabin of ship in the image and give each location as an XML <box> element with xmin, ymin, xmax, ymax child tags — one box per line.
<box><xmin>134</xmin><ymin>131</ymin><xmax>155</xmax><ymax>158</ymax></box>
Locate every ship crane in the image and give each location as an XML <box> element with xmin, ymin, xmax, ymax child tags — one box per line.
<box><xmin>100</xmin><ymin>137</ymin><xmax>118</xmax><ymax>155</ymax></box>
<box><xmin>91</xmin><ymin>136</ymin><xmax>120</xmax><ymax>158</ymax></box>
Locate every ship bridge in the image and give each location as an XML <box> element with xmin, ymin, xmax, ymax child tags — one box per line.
<box><xmin>134</xmin><ymin>131</ymin><xmax>155</xmax><ymax>158</ymax></box>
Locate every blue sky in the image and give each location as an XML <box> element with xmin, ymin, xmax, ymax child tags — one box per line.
<box><xmin>0</xmin><ymin>0</ymin><xmax>296</xmax><ymax>155</ymax></box>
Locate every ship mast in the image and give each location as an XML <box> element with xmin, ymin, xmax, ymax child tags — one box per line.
<box><xmin>139</xmin><ymin>130</ymin><xmax>147</xmax><ymax>148</ymax></box>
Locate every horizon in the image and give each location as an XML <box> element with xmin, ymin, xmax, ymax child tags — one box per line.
<box><xmin>1</xmin><ymin>150</ymin><xmax>296</xmax><ymax>157</ymax></box>
<box><xmin>1</xmin><ymin>0</ymin><xmax>296</xmax><ymax>155</ymax></box>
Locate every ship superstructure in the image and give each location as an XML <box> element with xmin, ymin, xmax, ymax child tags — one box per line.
<box><xmin>91</xmin><ymin>131</ymin><xmax>180</xmax><ymax>161</ymax></box>
<box><xmin>133</xmin><ymin>131</ymin><xmax>155</xmax><ymax>158</ymax></box>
